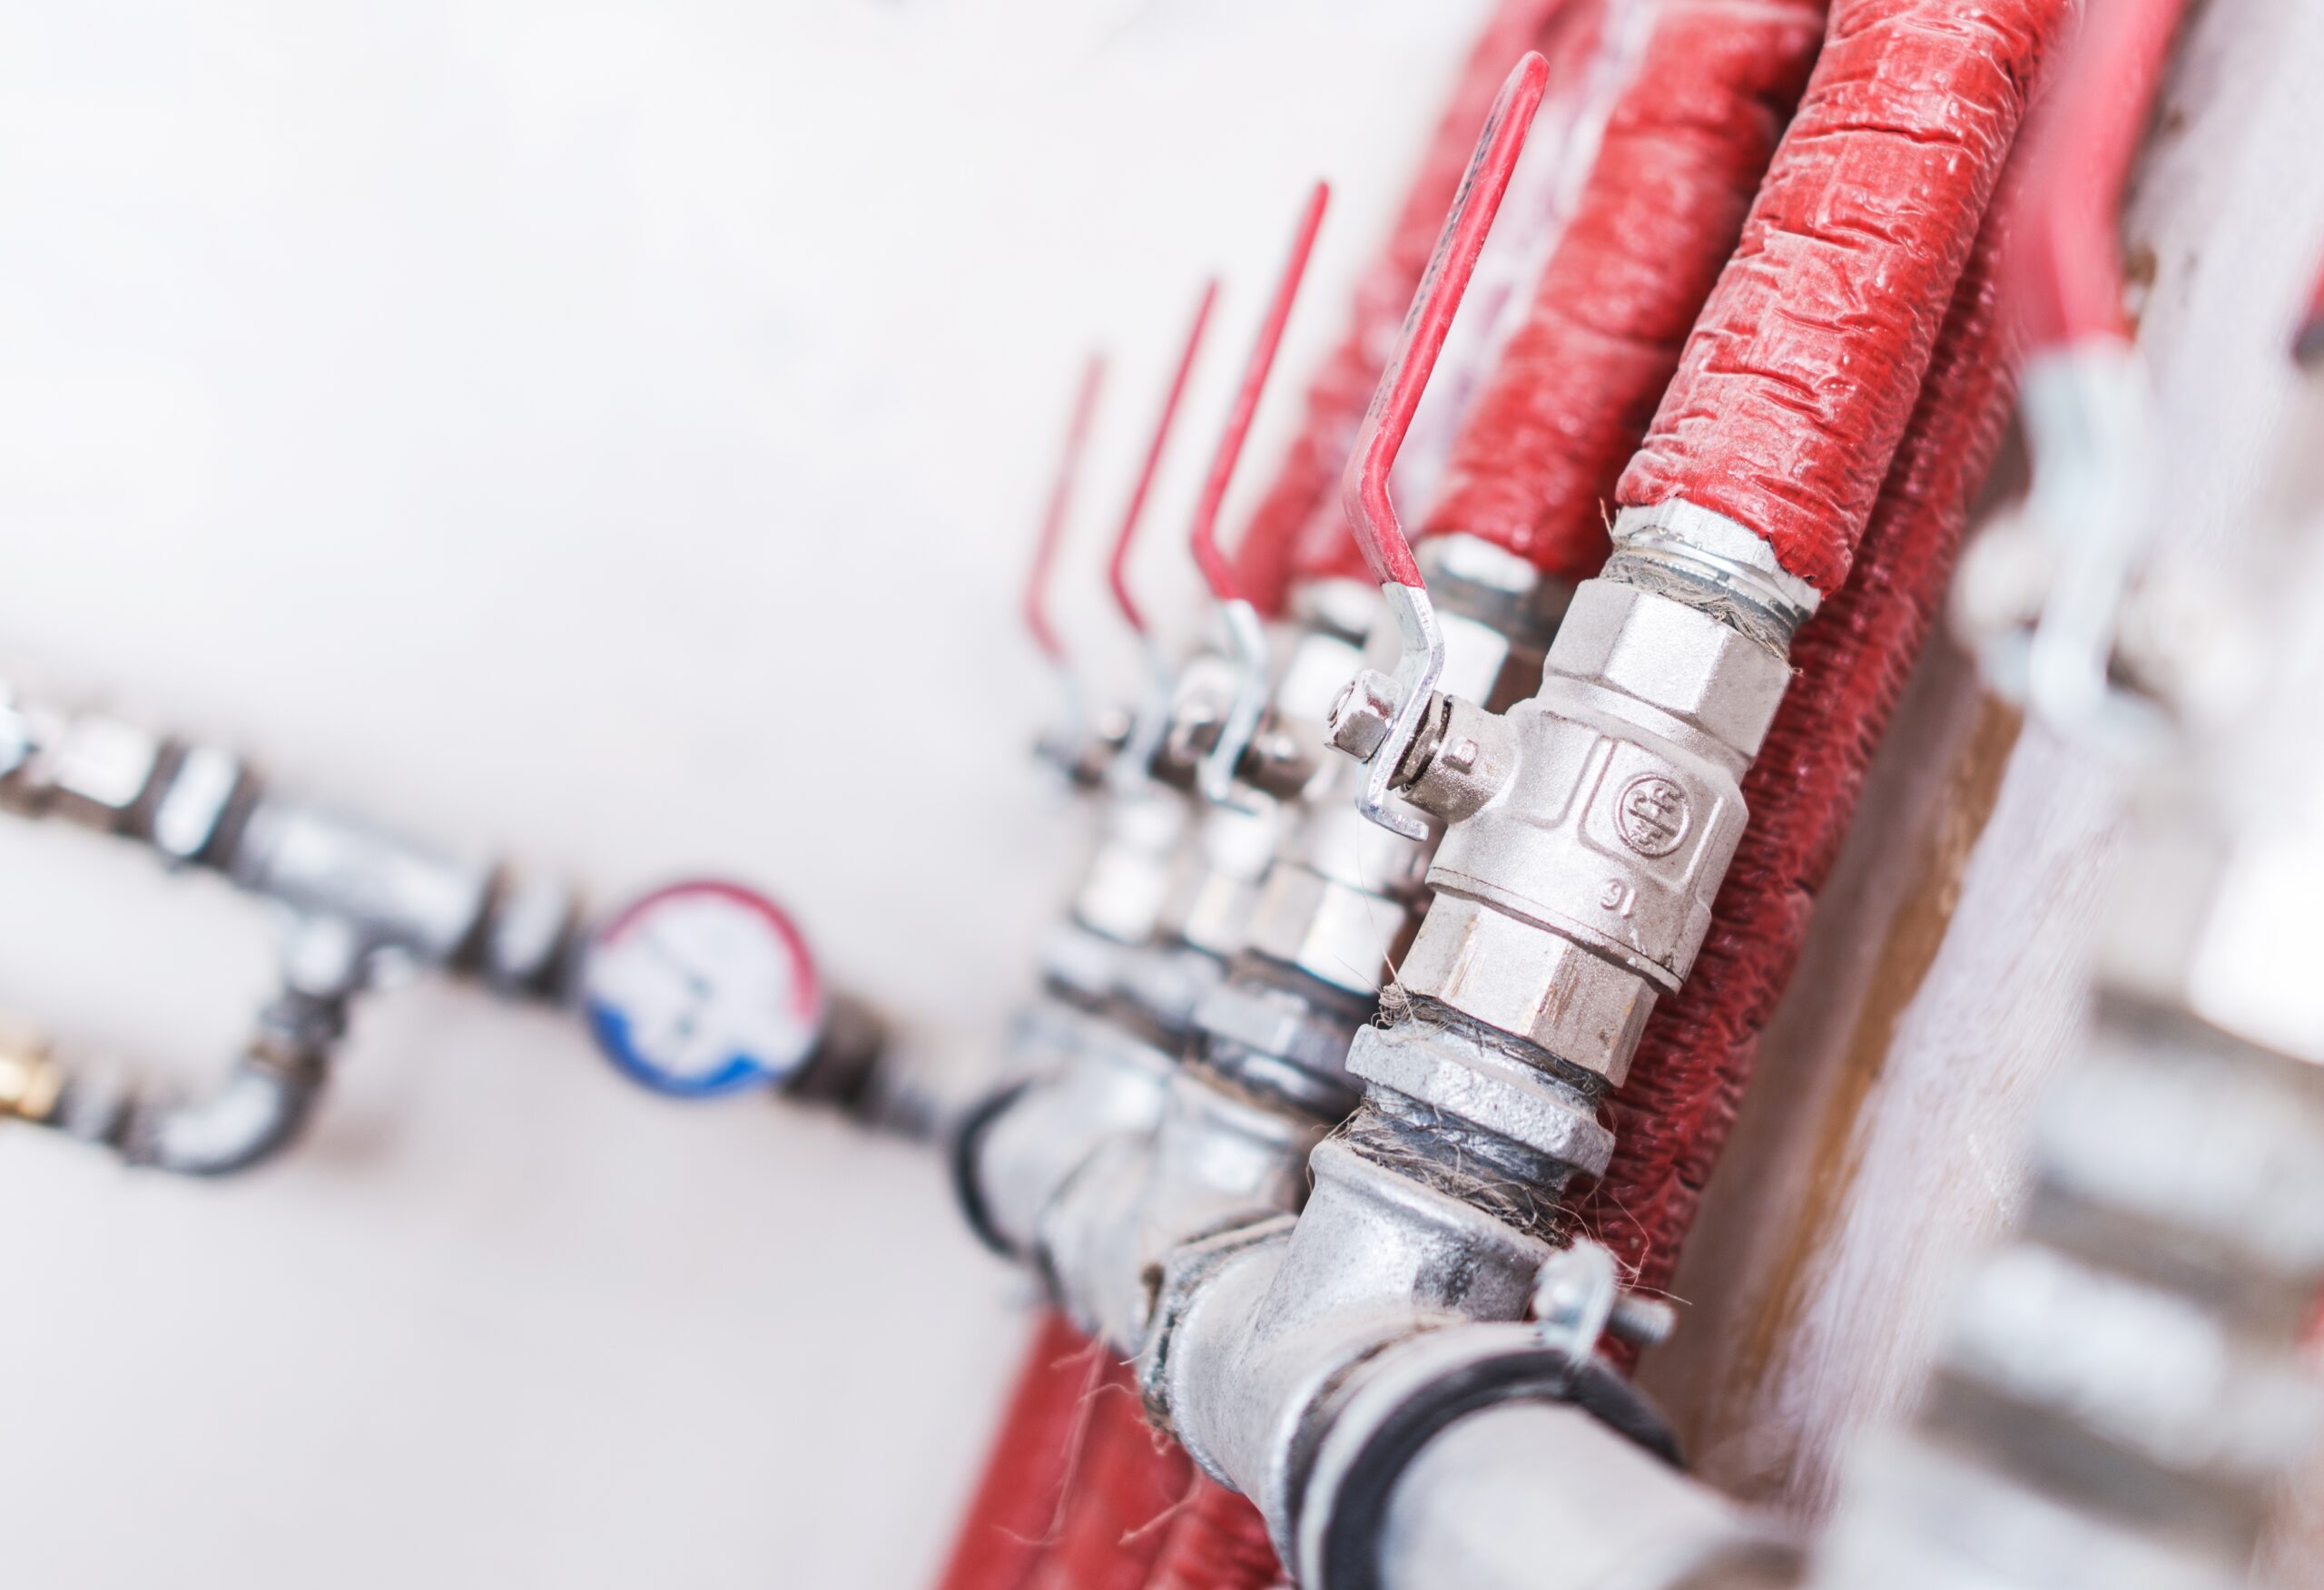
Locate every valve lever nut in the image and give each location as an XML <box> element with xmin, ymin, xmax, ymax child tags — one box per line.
<box><xmin>1325</xmin><ymin>672</ymin><xmax>1400</xmax><ymax>763</ymax></box>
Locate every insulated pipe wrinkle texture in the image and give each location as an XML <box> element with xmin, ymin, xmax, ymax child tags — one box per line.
<box><xmin>1583</xmin><ymin>169</ymin><xmax>2030</xmax><ymax>1303</ymax></box>
<box><xmin>1423</xmin><ymin>0</ymin><xmax>1827</xmax><ymax>582</ymax></box>
<box><xmin>1232</xmin><ymin>0</ymin><xmax>1581</xmax><ymax>614</ymax></box>
<box><xmin>1617</xmin><ymin>0</ymin><xmax>2063</xmax><ymax>595</ymax></box>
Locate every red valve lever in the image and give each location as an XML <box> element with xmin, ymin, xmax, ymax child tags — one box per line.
<box><xmin>1110</xmin><ymin>283</ymin><xmax>1220</xmax><ymax>636</ymax></box>
<box><xmin>1190</xmin><ymin>182</ymin><xmax>1331</xmax><ymax>605</ymax></box>
<box><xmin>1343</xmin><ymin>51</ymin><xmax>1551</xmax><ymax>592</ymax></box>
<box><xmin>2300</xmin><ymin>259</ymin><xmax>2324</xmax><ymax>368</ymax></box>
<box><xmin>1024</xmin><ymin>353</ymin><xmax>1107</xmax><ymax>663</ymax></box>
<box><xmin>1190</xmin><ymin>182</ymin><xmax>1332</xmax><ymax>803</ymax></box>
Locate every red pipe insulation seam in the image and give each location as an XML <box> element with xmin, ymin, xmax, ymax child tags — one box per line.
<box><xmin>1229</xmin><ymin>0</ymin><xmax>1584</xmax><ymax>613</ymax></box>
<box><xmin>2005</xmin><ymin>0</ymin><xmax>2191</xmax><ymax>354</ymax></box>
<box><xmin>1422</xmin><ymin>0</ymin><xmax>1828</xmax><ymax>582</ymax></box>
<box><xmin>1581</xmin><ymin>168</ymin><xmax>2029</xmax><ymax>1308</ymax></box>
<box><xmin>1617</xmin><ymin>0</ymin><xmax>2064</xmax><ymax>596</ymax></box>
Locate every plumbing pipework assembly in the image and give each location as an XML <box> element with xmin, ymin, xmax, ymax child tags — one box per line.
<box><xmin>0</xmin><ymin>677</ymin><xmax>883</xmax><ymax>1174</ymax></box>
<box><xmin>19</xmin><ymin>2</ymin><xmax>2324</xmax><ymax>1587</ymax></box>
<box><xmin>940</xmin><ymin>2</ymin><xmax>2324</xmax><ymax>1585</ymax></box>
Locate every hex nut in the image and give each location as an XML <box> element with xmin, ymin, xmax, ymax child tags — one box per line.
<box><xmin>1547</xmin><ymin>579</ymin><xmax>1792</xmax><ymax>761</ymax></box>
<box><xmin>1325</xmin><ymin>671</ymin><xmax>1399</xmax><ymax>763</ymax></box>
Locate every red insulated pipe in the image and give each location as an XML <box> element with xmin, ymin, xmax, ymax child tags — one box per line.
<box><xmin>1582</xmin><ymin>164</ymin><xmax>2030</xmax><ymax>1308</ymax></box>
<box><xmin>932</xmin><ymin>1314</ymin><xmax>1190</xmax><ymax>1590</ymax></box>
<box><xmin>1617</xmin><ymin>0</ymin><xmax>2063</xmax><ymax>596</ymax></box>
<box><xmin>1138</xmin><ymin>1479</ymin><xmax>1280</xmax><ymax>1590</ymax></box>
<box><xmin>1020</xmin><ymin>1357</ymin><xmax>1192</xmax><ymax>1590</ymax></box>
<box><xmin>1229</xmin><ymin>0</ymin><xmax>1581</xmax><ymax>613</ymax></box>
<box><xmin>2006</xmin><ymin>0</ymin><xmax>2190</xmax><ymax>355</ymax></box>
<box><xmin>1421</xmin><ymin>0</ymin><xmax>1827</xmax><ymax>582</ymax></box>
<box><xmin>933</xmin><ymin>1313</ymin><xmax>1112</xmax><ymax>1590</ymax></box>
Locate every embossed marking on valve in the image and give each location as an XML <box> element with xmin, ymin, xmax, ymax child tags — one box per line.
<box><xmin>1615</xmin><ymin>774</ymin><xmax>1690</xmax><ymax>858</ymax></box>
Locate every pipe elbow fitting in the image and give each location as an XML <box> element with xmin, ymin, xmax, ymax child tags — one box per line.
<box><xmin>115</xmin><ymin>988</ymin><xmax>345</xmax><ymax>1177</ymax></box>
<box><xmin>123</xmin><ymin>1053</ymin><xmax>326</xmax><ymax>1177</ymax></box>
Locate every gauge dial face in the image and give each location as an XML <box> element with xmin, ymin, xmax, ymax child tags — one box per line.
<box><xmin>581</xmin><ymin>880</ymin><xmax>823</xmax><ymax>1098</ymax></box>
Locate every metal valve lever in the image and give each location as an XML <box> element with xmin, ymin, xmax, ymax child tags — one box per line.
<box><xmin>1333</xmin><ymin>51</ymin><xmax>1551</xmax><ymax>840</ymax></box>
<box><xmin>1106</xmin><ymin>282</ymin><xmax>1221</xmax><ymax>797</ymax></box>
<box><xmin>1186</xmin><ymin>180</ymin><xmax>1330</xmax><ymax>807</ymax></box>
<box><xmin>1024</xmin><ymin>352</ymin><xmax>1112</xmax><ymax>782</ymax></box>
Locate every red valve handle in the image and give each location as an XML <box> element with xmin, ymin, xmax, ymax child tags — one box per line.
<box><xmin>1024</xmin><ymin>353</ymin><xmax>1107</xmax><ymax>663</ymax></box>
<box><xmin>1343</xmin><ymin>51</ymin><xmax>1551</xmax><ymax>591</ymax></box>
<box><xmin>2006</xmin><ymin>0</ymin><xmax>2190</xmax><ymax>355</ymax></box>
<box><xmin>1110</xmin><ymin>282</ymin><xmax>1220</xmax><ymax>635</ymax></box>
<box><xmin>1191</xmin><ymin>182</ymin><xmax>1331</xmax><ymax>604</ymax></box>
<box><xmin>2298</xmin><ymin>253</ymin><xmax>2324</xmax><ymax>368</ymax></box>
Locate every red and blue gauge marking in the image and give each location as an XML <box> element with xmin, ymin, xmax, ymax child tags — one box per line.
<box><xmin>580</xmin><ymin>878</ymin><xmax>824</xmax><ymax>1099</ymax></box>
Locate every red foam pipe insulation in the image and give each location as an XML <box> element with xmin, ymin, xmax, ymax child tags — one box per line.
<box><xmin>2005</xmin><ymin>0</ymin><xmax>2190</xmax><ymax>354</ymax></box>
<box><xmin>1617</xmin><ymin>0</ymin><xmax>2063</xmax><ymax>596</ymax></box>
<box><xmin>1139</xmin><ymin>1479</ymin><xmax>1280</xmax><ymax>1590</ymax></box>
<box><xmin>1022</xmin><ymin>1362</ymin><xmax>1192</xmax><ymax>1590</ymax></box>
<box><xmin>1581</xmin><ymin>162</ymin><xmax>2029</xmax><ymax>1315</ymax></box>
<box><xmin>1228</xmin><ymin>0</ymin><xmax>1581</xmax><ymax>613</ymax></box>
<box><xmin>933</xmin><ymin>1311</ymin><xmax>1191</xmax><ymax>1590</ymax></box>
<box><xmin>1421</xmin><ymin>0</ymin><xmax>1827</xmax><ymax>582</ymax></box>
<box><xmin>934</xmin><ymin>1312</ymin><xmax>1105</xmax><ymax>1590</ymax></box>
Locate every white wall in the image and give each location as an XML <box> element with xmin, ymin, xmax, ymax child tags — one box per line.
<box><xmin>0</xmin><ymin>3</ymin><xmax>1492</xmax><ymax>1585</ymax></box>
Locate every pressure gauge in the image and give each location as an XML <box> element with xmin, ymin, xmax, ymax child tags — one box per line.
<box><xmin>580</xmin><ymin>879</ymin><xmax>825</xmax><ymax>1098</ymax></box>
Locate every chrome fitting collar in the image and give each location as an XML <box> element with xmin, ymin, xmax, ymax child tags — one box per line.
<box><xmin>1609</xmin><ymin>500</ymin><xmax>1820</xmax><ymax>645</ymax></box>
